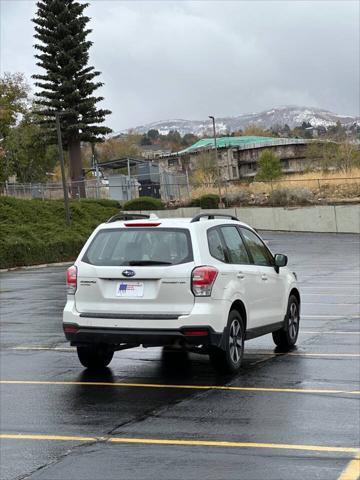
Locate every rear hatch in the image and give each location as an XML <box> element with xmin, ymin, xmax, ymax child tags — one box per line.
<box><xmin>75</xmin><ymin>225</ymin><xmax>195</xmax><ymax>316</ymax></box>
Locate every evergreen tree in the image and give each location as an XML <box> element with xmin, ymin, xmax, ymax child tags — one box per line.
<box><xmin>32</xmin><ymin>0</ymin><xmax>111</xmax><ymax>195</ymax></box>
<box><xmin>147</xmin><ymin>129</ymin><xmax>160</xmax><ymax>141</ymax></box>
<box><xmin>256</xmin><ymin>150</ymin><xmax>282</xmax><ymax>181</ymax></box>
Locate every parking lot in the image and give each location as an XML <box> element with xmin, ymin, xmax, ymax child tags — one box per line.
<box><xmin>0</xmin><ymin>231</ymin><xmax>359</xmax><ymax>480</ymax></box>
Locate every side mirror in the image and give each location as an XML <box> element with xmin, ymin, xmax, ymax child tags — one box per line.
<box><xmin>274</xmin><ymin>254</ymin><xmax>288</xmax><ymax>273</ymax></box>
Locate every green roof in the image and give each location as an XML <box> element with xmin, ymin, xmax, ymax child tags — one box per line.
<box><xmin>174</xmin><ymin>136</ymin><xmax>305</xmax><ymax>155</ymax></box>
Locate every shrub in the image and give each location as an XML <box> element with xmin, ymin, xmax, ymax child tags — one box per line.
<box><xmin>124</xmin><ymin>196</ymin><xmax>164</xmax><ymax>211</ymax></box>
<box><xmin>0</xmin><ymin>197</ymin><xmax>119</xmax><ymax>268</ymax></box>
<box><xmin>189</xmin><ymin>194</ymin><xmax>220</xmax><ymax>209</ymax></box>
<box><xmin>225</xmin><ymin>190</ymin><xmax>251</xmax><ymax>206</ymax></box>
<box><xmin>80</xmin><ymin>199</ymin><xmax>120</xmax><ymax>208</ymax></box>
<box><xmin>269</xmin><ymin>188</ymin><xmax>314</xmax><ymax>206</ymax></box>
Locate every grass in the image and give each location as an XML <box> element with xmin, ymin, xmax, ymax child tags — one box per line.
<box><xmin>0</xmin><ymin>197</ymin><xmax>120</xmax><ymax>269</ymax></box>
<box><xmin>190</xmin><ymin>168</ymin><xmax>360</xmax><ymax>201</ymax></box>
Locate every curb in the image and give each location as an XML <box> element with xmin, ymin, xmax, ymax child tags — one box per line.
<box><xmin>0</xmin><ymin>261</ymin><xmax>73</xmax><ymax>273</ymax></box>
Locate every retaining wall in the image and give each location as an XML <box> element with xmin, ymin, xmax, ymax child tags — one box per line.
<box><xmin>129</xmin><ymin>204</ymin><xmax>360</xmax><ymax>233</ymax></box>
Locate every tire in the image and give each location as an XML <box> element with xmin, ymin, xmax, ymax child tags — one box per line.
<box><xmin>209</xmin><ymin>310</ymin><xmax>245</xmax><ymax>373</ymax></box>
<box><xmin>77</xmin><ymin>345</ymin><xmax>114</xmax><ymax>369</ymax></box>
<box><xmin>272</xmin><ymin>295</ymin><xmax>300</xmax><ymax>350</ymax></box>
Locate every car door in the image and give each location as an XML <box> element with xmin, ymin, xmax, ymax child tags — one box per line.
<box><xmin>239</xmin><ymin>227</ymin><xmax>286</xmax><ymax>327</ymax></box>
<box><xmin>217</xmin><ymin>225</ymin><xmax>263</xmax><ymax>330</ymax></box>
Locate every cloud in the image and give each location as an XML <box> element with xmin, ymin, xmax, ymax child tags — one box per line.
<box><xmin>1</xmin><ymin>0</ymin><xmax>359</xmax><ymax>130</ymax></box>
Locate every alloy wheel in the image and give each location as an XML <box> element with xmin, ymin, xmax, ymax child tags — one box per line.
<box><xmin>288</xmin><ymin>302</ymin><xmax>299</xmax><ymax>340</ymax></box>
<box><xmin>229</xmin><ymin>319</ymin><xmax>243</xmax><ymax>364</ymax></box>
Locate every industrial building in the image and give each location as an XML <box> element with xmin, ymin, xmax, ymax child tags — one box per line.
<box><xmin>159</xmin><ymin>136</ymin><xmax>310</xmax><ymax>180</ymax></box>
<box><xmin>98</xmin><ymin>157</ymin><xmax>188</xmax><ymax>203</ymax></box>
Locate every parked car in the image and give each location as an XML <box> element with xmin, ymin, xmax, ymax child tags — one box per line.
<box><xmin>63</xmin><ymin>213</ymin><xmax>300</xmax><ymax>372</ymax></box>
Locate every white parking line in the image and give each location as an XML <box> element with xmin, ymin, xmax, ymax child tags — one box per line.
<box><xmin>302</xmin><ymin>315</ymin><xmax>360</xmax><ymax>319</ymax></box>
<box><xmin>301</xmin><ymin>331</ymin><xmax>360</xmax><ymax>335</ymax></box>
<box><xmin>302</xmin><ymin>303</ymin><xmax>359</xmax><ymax>306</ymax></box>
<box><xmin>9</xmin><ymin>346</ymin><xmax>360</xmax><ymax>358</ymax></box>
<box><xmin>301</xmin><ymin>293</ymin><xmax>359</xmax><ymax>296</ymax></box>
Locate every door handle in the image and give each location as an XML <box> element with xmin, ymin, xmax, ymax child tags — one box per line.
<box><xmin>261</xmin><ymin>274</ymin><xmax>268</xmax><ymax>281</ymax></box>
<box><xmin>237</xmin><ymin>272</ymin><xmax>245</xmax><ymax>279</ymax></box>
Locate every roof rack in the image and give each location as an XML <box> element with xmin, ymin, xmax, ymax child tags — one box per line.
<box><xmin>107</xmin><ymin>213</ymin><xmax>150</xmax><ymax>223</ymax></box>
<box><xmin>190</xmin><ymin>213</ymin><xmax>239</xmax><ymax>223</ymax></box>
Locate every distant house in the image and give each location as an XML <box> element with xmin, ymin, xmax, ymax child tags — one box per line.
<box><xmin>139</xmin><ymin>145</ymin><xmax>172</xmax><ymax>160</ymax></box>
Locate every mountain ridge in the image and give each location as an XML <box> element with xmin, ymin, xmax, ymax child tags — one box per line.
<box><xmin>117</xmin><ymin>105</ymin><xmax>359</xmax><ymax>137</ymax></box>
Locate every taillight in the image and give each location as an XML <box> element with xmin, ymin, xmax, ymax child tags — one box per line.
<box><xmin>183</xmin><ymin>329</ymin><xmax>209</xmax><ymax>336</ymax></box>
<box><xmin>66</xmin><ymin>265</ymin><xmax>77</xmax><ymax>294</ymax></box>
<box><xmin>63</xmin><ymin>325</ymin><xmax>78</xmax><ymax>334</ymax></box>
<box><xmin>191</xmin><ymin>266</ymin><xmax>218</xmax><ymax>297</ymax></box>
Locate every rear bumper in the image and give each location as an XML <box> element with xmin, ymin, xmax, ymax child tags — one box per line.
<box><xmin>63</xmin><ymin>324</ymin><xmax>222</xmax><ymax>348</ymax></box>
<box><xmin>63</xmin><ymin>297</ymin><xmax>230</xmax><ymax>334</ymax></box>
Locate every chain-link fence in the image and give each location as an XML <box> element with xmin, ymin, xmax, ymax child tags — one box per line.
<box><xmin>0</xmin><ymin>175</ymin><xmax>191</xmax><ymax>203</ymax></box>
<box><xmin>1</xmin><ymin>175</ymin><xmax>359</xmax><ymax>205</ymax></box>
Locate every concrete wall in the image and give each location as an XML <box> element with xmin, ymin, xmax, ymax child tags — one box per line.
<box><xmin>128</xmin><ymin>204</ymin><xmax>360</xmax><ymax>233</ymax></box>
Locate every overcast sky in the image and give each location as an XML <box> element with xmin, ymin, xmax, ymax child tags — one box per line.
<box><xmin>1</xmin><ymin>0</ymin><xmax>359</xmax><ymax>131</ymax></box>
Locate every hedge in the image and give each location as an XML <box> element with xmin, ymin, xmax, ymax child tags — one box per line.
<box><xmin>0</xmin><ymin>197</ymin><xmax>119</xmax><ymax>269</ymax></box>
<box><xmin>189</xmin><ymin>194</ymin><xmax>220</xmax><ymax>209</ymax></box>
<box><xmin>124</xmin><ymin>196</ymin><xmax>164</xmax><ymax>211</ymax></box>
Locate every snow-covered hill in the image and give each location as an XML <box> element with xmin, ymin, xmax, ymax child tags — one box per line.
<box><xmin>116</xmin><ymin>106</ymin><xmax>359</xmax><ymax>136</ymax></box>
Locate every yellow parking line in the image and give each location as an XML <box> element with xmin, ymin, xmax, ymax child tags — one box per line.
<box><xmin>1</xmin><ymin>380</ymin><xmax>359</xmax><ymax>395</ymax></box>
<box><xmin>338</xmin><ymin>455</ymin><xmax>360</xmax><ymax>480</ymax></box>
<box><xmin>0</xmin><ymin>433</ymin><xmax>97</xmax><ymax>442</ymax></box>
<box><xmin>0</xmin><ymin>433</ymin><xmax>98</xmax><ymax>442</ymax></box>
<box><xmin>0</xmin><ymin>433</ymin><xmax>359</xmax><ymax>455</ymax></box>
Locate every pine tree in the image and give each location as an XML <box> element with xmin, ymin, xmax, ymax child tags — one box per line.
<box><xmin>32</xmin><ymin>0</ymin><xmax>111</xmax><ymax>196</ymax></box>
<box><xmin>255</xmin><ymin>150</ymin><xmax>282</xmax><ymax>181</ymax></box>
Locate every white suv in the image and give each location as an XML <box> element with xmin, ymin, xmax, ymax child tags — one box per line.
<box><xmin>63</xmin><ymin>213</ymin><xmax>300</xmax><ymax>372</ymax></box>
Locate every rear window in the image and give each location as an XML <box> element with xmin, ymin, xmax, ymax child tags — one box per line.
<box><xmin>82</xmin><ymin>228</ymin><xmax>193</xmax><ymax>266</ymax></box>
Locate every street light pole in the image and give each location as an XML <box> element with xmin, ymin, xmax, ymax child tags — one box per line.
<box><xmin>209</xmin><ymin>115</ymin><xmax>224</xmax><ymax>207</ymax></box>
<box><xmin>55</xmin><ymin>112</ymin><xmax>71</xmax><ymax>225</ymax></box>
<box><xmin>91</xmin><ymin>143</ymin><xmax>100</xmax><ymax>199</ymax></box>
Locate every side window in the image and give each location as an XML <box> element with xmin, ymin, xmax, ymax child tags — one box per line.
<box><xmin>220</xmin><ymin>226</ymin><xmax>250</xmax><ymax>264</ymax></box>
<box><xmin>240</xmin><ymin>228</ymin><xmax>274</xmax><ymax>267</ymax></box>
<box><xmin>207</xmin><ymin>228</ymin><xmax>227</xmax><ymax>262</ymax></box>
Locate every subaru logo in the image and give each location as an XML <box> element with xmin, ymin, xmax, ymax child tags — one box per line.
<box><xmin>122</xmin><ymin>269</ymin><xmax>135</xmax><ymax>278</ymax></box>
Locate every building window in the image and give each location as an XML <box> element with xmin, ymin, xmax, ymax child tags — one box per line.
<box><xmin>168</xmin><ymin>158</ymin><xmax>179</xmax><ymax>166</ymax></box>
<box><xmin>232</xmin><ymin>166</ymin><xmax>237</xmax><ymax>178</ymax></box>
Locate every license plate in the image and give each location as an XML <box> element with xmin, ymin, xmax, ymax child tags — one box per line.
<box><xmin>116</xmin><ymin>281</ymin><xmax>144</xmax><ymax>297</ymax></box>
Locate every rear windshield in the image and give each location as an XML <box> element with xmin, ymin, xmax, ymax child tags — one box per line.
<box><xmin>82</xmin><ymin>228</ymin><xmax>193</xmax><ymax>266</ymax></box>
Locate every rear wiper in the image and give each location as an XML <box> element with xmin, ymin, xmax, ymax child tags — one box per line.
<box><xmin>128</xmin><ymin>260</ymin><xmax>172</xmax><ymax>266</ymax></box>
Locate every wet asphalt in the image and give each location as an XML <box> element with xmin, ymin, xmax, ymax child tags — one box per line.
<box><xmin>0</xmin><ymin>232</ymin><xmax>359</xmax><ymax>480</ymax></box>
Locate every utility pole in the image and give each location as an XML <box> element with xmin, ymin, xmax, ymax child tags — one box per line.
<box><xmin>209</xmin><ymin>115</ymin><xmax>224</xmax><ymax>208</ymax></box>
<box><xmin>91</xmin><ymin>143</ymin><xmax>100</xmax><ymax>198</ymax></box>
<box><xmin>55</xmin><ymin>112</ymin><xmax>71</xmax><ymax>225</ymax></box>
